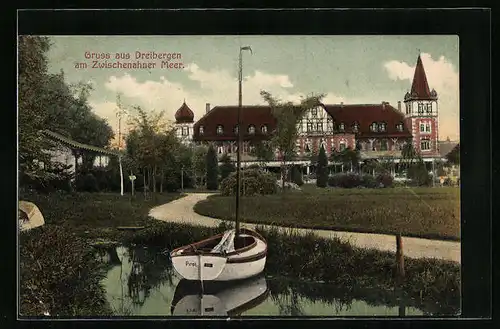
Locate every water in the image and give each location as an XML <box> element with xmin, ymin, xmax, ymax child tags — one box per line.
<box><xmin>98</xmin><ymin>246</ymin><xmax>449</xmax><ymax>317</ymax></box>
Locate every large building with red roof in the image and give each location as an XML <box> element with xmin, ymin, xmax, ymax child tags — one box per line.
<box><xmin>173</xmin><ymin>55</ymin><xmax>441</xmax><ymax>166</ymax></box>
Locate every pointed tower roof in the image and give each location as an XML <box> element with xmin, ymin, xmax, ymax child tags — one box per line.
<box><xmin>407</xmin><ymin>54</ymin><xmax>437</xmax><ymax>101</ymax></box>
<box><xmin>174</xmin><ymin>101</ymin><xmax>194</xmax><ymax>123</ymax></box>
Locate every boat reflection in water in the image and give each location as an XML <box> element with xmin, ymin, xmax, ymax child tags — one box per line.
<box><xmin>170</xmin><ymin>275</ymin><xmax>269</xmax><ymax>316</ymax></box>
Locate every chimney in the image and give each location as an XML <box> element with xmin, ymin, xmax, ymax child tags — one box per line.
<box><xmin>340</xmin><ymin>102</ymin><xmax>344</xmax><ymax>108</ymax></box>
<box><xmin>206</xmin><ymin>103</ymin><xmax>210</xmax><ymax>114</ymax></box>
<box><xmin>382</xmin><ymin>101</ymin><xmax>386</xmax><ymax>110</ymax></box>
<box><xmin>397</xmin><ymin>101</ymin><xmax>401</xmax><ymax>111</ymax></box>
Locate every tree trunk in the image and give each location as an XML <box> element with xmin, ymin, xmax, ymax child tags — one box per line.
<box><xmin>143</xmin><ymin>168</ymin><xmax>147</xmax><ymax>197</ymax></box>
<box><xmin>152</xmin><ymin>166</ymin><xmax>157</xmax><ymax>193</ymax></box>
<box><xmin>160</xmin><ymin>168</ymin><xmax>164</xmax><ymax>193</ymax></box>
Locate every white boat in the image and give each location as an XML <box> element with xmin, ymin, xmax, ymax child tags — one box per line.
<box><xmin>170</xmin><ymin>228</ymin><xmax>267</xmax><ymax>281</ymax></box>
<box><xmin>170</xmin><ymin>275</ymin><xmax>269</xmax><ymax>316</ymax></box>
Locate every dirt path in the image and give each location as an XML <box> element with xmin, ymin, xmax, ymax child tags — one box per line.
<box><xmin>149</xmin><ymin>193</ymin><xmax>461</xmax><ymax>263</ymax></box>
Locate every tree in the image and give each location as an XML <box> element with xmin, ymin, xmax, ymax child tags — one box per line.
<box><xmin>206</xmin><ymin>144</ymin><xmax>219</xmax><ymax>190</ymax></box>
<box><xmin>192</xmin><ymin>145</ymin><xmax>208</xmax><ymax>187</ymax></box>
<box><xmin>339</xmin><ymin>147</ymin><xmax>361</xmax><ymax>172</ymax></box>
<box><xmin>446</xmin><ymin>144</ymin><xmax>460</xmax><ymax>166</ymax></box>
<box><xmin>260</xmin><ymin>90</ymin><xmax>325</xmax><ymax>190</ymax></box>
<box><xmin>316</xmin><ymin>144</ymin><xmax>328</xmax><ymax>187</ymax></box>
<box><xmin>219</xmin><ymin>154</ymin><xmax>235</xmax><ymax>181</ymax></box>
<box><xmin>329</xmin><ymin>148</ymin><xmax>342</xmax><ymax>173</ymax></box>
<box><xmin>249</xmin><ymin>140</ymin><xmax>274</xmax><ymax>162</ymax></box>
<box><xmin>290</xmin><ymin>165</ymin><xmax>304</xmax><ymax>186</ymax></box>
<box><xmin>18</xmin><ymin>36</ymin><xmax>53</xmax><ymax>180</ymax></box>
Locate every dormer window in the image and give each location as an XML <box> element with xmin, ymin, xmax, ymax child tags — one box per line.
<box><xmin>327</xmin><ymin>117</ymin><xmax>333</xmax><ymax>131</ymax></box>
<box><xmin>396</xmin><ymin>122</ymin><xmax>404</xmax><ymax>132</ymax></box>
<box><xmin>339</xmin><ymin>123</ymin><xmax>345</xmax><ymax>131</ymax></box>
<box><xmin>311</xmin><ymin>108</ymin><xmax>318</xmax><ymax>117</ymax></box>
<box><xmin>426</xmin><ymin>103</ymin><xmax>432</xmax><ymax>114</ymax></box>
<box><xmin>248</xmin><ymin>125</ymin><xmax>256</xmax><ymax>134</ymax></box>
<box><xmin>379</xmin><ymin>122</ymin><xmax>387</xmax><ymax>132</ymax></box>
<box><xmin>199</xmin><ymin>126</ymin><xmax>204</xmax><ymax>135</ymax></box>
<box><xmin>234</xmin><ymin>125</ymin><xmax>239</xmax><ymax>134</ymax></box>
<box><xmin>352</xmin><ymin>122</ymin><xmax>359</xmax><ymax>133</ymax></box>
<box><xmin>261</xmin><ymin>125</ymin><xmax>268</xmax><ymax>134</ymax></box>
<box><xmin>370</xmin><ymin>122</ymin><xmax>378</xmax><ymax>132</ymax></box>
<box><xmin>418</xmin><ymin>103</ymin><xmax>424</xmax><ymax>114</ymax></box>
<box><xmin>216</xmin><ymin>125</ymin><xmax>224</xmax><ymax>135</ymax></box>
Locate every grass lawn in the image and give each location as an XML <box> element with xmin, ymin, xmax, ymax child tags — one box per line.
<box><xmin>19</xmin><ymin>191</ymin><xmax>184</xmax><ymax>240</ymax></box>
<box><xmin>193</xmin><ymin>185</ymin><xmax>461</xmax><ymax>241</ymax></box>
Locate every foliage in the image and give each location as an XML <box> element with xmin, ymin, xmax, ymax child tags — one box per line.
<box><xmin>205</xmin><ymin>144</ymin><xmax>219</xmax><ymax>190</ymax></box>
<box><xmin>249</xmin><ymin>140</ymin><xmax>275</xmax><ymax>162</ymax></box>
<box><xmin>361</xmin><ymin>174</ymin><xmax>378</xmax><ymax>188</ymax></box>
<box><xmin>407</xmin><ymin>158</ymin><xmax>432</xmax><ymax>186</ymax></box>
<box><xmin>19</xmin><ymin>226</ymin><xmax>111</xmax><ymax>316</ymax></box>
<box><xmin>194</xmin><ymin>187</ymin><xmax>461</xmax><ymax>241</ymax></box>
<box><xmin>192</xmin><ymin>145</ymin><xmax>208</xmax><ymax>186</ymax></box>
<box><xmin>220</xmin><ymin>168</ymin><xmax>277</xmax><ymax>196</ymax></box>
<box><xmin>445</xmin><ymin>144</ymin><xmax>460</xmax><ymax>165</ymax></box>
<box><xmin>219</xmin><ymin>154</ymin><xmax>235</xmax><ymax>181</ymax></box>
<box><xmin>260</xmin><ymin>90</ymin><xmax>325</xmax><ymax>188</ymax></box>
<box><xmin>76</xmin><ymin>172</ymin><xmax>99</xmax><ymax>192</ymax></box>
<box><xmin>20</xmin><ymin>162</ymin><xmax>74</xmax><ymax>193</ymax></box>
<box><xmin>328</xmin><ymin>173</ymin><xmax>362</xmax><ymax>188</ymax></box>
<box><xmin>290</xmin><ymin>165</ymin><xmax>304</xmax><ymax>186</ymax></box>
<box><xmin>376</xmin><ymin>173</ymin><xmax>394</xmax><ymax>188</ymax></box>
<box><xmin>316</xmin><ymin>145</ymin><xmax>328</xmax><ymax>187</ymax></box>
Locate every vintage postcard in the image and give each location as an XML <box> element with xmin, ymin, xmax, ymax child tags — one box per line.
<box><xmin>18</xmin><ymin>34</ymin><xmax>461</xmax><ymax>318</ymax></box>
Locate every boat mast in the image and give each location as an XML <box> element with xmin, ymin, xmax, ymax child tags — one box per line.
<box><xmin>236</xmin><ymin>46</ymin><xmax>252</xmax><ymax>239</ymax></box>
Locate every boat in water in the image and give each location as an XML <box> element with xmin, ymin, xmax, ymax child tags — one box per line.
<box><xmin>170</xmin><ymin>275</ymin><xmax>269</xmax><ymax>316</ymax></box>
<box><xmin>170</xmin><ymin>228</ymin><xmax>267</xmax><ymax>281</ymax></box>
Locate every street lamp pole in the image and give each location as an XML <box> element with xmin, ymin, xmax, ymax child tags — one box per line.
<box><xmin>235</xmin><ymin>46</ymin><xmax>252</xmax><ymax>239</ymax></box>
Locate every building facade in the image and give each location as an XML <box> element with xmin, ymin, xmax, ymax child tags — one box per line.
<box><xmin>173</xmin><ymin>55</ymin><xmax>441</xmax><ymax>165</ymax></box>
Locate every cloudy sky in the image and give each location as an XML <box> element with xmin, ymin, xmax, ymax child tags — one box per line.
<box><xmin>46</xmin><ymin>35</ymin><xmax>459</xmax><ymax>141</ymax></box>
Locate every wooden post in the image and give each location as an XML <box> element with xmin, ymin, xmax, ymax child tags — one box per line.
<box><xmin>181</xmin><ymin>166</ymin><xmax>184</xmax><ymax>193</ymax></box>
<box><xmin>396</xmin><ymin>233</ymin><xmax>405</xmax><ymax>282</ymax></box>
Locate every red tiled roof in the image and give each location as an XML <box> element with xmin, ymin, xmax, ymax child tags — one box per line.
<box><xmin>193</xmin><ymin>103</ymin><xmax>412</xmax><ymax>141</ymax></box>
<box><xmin>175</xmin><ymin>101</ymin><xmax>194</xmax><ymax>123</ymax></box>
<box><xmin>323</xmin><ymin>103</ymin><xmax>412</xmax><ymax>138</ymax></box>
<box><xmin>406</xmin><ymin>55</ymin><xmax>436</xmax><ymax>101</ymax></box>
<box><xmin>193</xmin><ymin>105</ymin><xmax>277</xmax><ymax>141</ymax></box>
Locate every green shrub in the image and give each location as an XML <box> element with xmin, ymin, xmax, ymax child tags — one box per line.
<box><xmin>76</xmin><ymin>173</ymin><xmax>99</xmax><ymax>192</ymax></box>
<box><xmin>19</xmin><ymin>226</ymin><xmax>111</xmax><ymax>316</ymax></box>
<box><xmin>328</xmin><ymin>173</ymin><xmax>362</xmax><ymax>188</ymax></box>
<box><xmin>220</xmin><ymin>168</ymin><xmax>277</xmax><ymax>196</ymax></box>
<box><xmin>361</xmin><ymin>174</ymin><xmax>378</xmax><ymax>188</ymax></box>
<box><xmin>219</xmin><ymin>154</ymin><xmax>235</xmax><ymax>181</ymax></box>
<box><xmin>376</xmin><ymin>173</ymin><xmax>394</xmax><ymax>188</ymax></box>
<box><xmin>316</xmin><ymin>145</ymin><xmax>328</xmax><ymax>188</ymax></box>
<box><xmin>206</xmin><ymin>145</ymin><xmax>219</xmax><ymax>190</ymax></box>
<box><xmin>291</xmin><ymin>165</ymin><xmax>304</xmax><ymax>186</ymax></box>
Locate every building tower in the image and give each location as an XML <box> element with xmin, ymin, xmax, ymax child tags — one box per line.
<box><xmin>174</xmin><ymin>100</ymin><xmax>195</xmax><ymax>145</ymax></box>
<box><xmin>403</xmin><ymin>54</ymin><xmax>439</xmax><ymax>157</ymax></box>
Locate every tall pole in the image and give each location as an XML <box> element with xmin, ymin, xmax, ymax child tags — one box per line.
<box><xmin>235</xmin><ymin>46</ymin><xmax>252</xmax><ymax>239</ymax></box>
<box><xmin>116</xmin><ymin>93</ymin><xmax>124</xmax><ymax>196</ymax></box>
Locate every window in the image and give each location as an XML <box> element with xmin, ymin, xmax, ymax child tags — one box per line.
<box><xmin>248</xmin><ymin>125</ymin><xmax>256</xmax><ymax>134</ymax></box>
<box><xmin>379</xmin><ymin>122</ymin><xmax>387</xmax><ymax>132</ymax></box>
<box><xmin>311</xmin><ymin>108</ymin><xmax>317</xmax><ymax>117</ymax></box>
<box><xmin>234</xmin><ymin>125</ymin><xmax>239</xmax><ymax>134</ymax></box>
<box><xmin>320</xmin><ymin>139</ymin><xmax>326</xmax><ymax>151</ymax></box>
<box><xmin>420</xmin><ymin>124</ymin><xmax>425</xmax><ymax>132</ymax></box>
<box><xmin>405</xmin><ymin>103</ymin><xmax>409</xmax><ymax>115</ymax></box>
<box><xmin>316</xmin><ymin>122</ymin><xmax>323</xmax><ymax>132</ymax></box>
<box><xmin>370</xmin><ymin>122</ymin><xmax>378</xmax><ymax>132</ymax></box>
<box><xmin>418</xmin><ymin>103</ymin><xmax>424</xmax><ymax>114</ymax></box>
<box><xmin>217</xmin><ymin>143</ymin><xmax>224</xmax><ymax>154</ymax></box>
<box><xmin>352</xmin><ymin>122</ymin><xmax>359</xmax><ymax>132</ymax></box>
<box><xmin>182</xmin><ymin>127</ymin><xmax>188</xmax><ymax>136</ymax></box>
<box><xmin>261</xmin><ymin>125</ymin><xmax>268</xmax><ymax>134</ymax></box>
<box><xmin>380</xmin><ymin>140</ymin><xmax>388</xmax><ymax>151</ymax></box>
<box><xmin>199</xmin><ymin>126</ymin><xmax>204</xmax><ymax>135</ymax></box>
<box><xmin>339</xmin><ymin>123</ymin><xmax>345</xmax><ymax>131</ymax></box>
<box><xmin>307</xmin><ymin>122</ymin><xmax>313</xmax><ymax>132</ymax></box>
<box><xmin>327</xmin><ymin>117</ymin><xmax>333</xmax><ymax>131</ymax></box>
<box><xmin>426</xmin><ymin>103</ymin><xmax>432</xmax><ymax>114</ymax></box>
<box><xmin>216</xmin><ymin>125</ymin><xmax>224</xmax><ymax>135</ymax></box>
<box><xmin>421</xmin><ymin>139</ymin><xmax>431</xmax><ymax>151</ymax></box>
<box><xmin>396</xmin><ymin>123</ymin><xmax>404</xmax><ymax>132</ymax></box>
<box><xmin>409</xmin><ymin>103</ymin><xmax>413</xmax><ymax>112</ymax></box>
<box><xmin>425</xmin><ymin>123</ymin><xmax>431</xmax><ymax>132</ymax></box>
<box><xmin>305</xmin><ymin>142</ymin><xmax>311</xmax><ymax>153</ymax></box>
<box><xmin>339</xmin><ymin>141</ymin><xmax>347</xmax><ymax>151</ymax></box>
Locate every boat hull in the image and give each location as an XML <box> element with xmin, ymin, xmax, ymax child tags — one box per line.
<box><xmin>170</xmin><ymin>228</ymin><xmax>267</xmax><ymax>281</ymax></box>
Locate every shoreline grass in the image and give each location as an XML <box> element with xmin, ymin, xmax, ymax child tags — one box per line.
<box><xmin>193</xmin><ymin>186</ymin><xmax>460</xmax><ymax>241</ymax></box>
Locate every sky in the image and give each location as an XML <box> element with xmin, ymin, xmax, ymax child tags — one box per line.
<box><xmin>45</xmin><ymin>35</ymin><xmax>460</xmax><ymax>141</ymax></box>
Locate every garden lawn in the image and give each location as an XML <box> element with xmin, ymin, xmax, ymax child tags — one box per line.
<box><xmin>20</xmin><ymin>191</ymin><xmax>184</xmax><ymax>240</ymax></box>
<box><xmin>193</xmin><ymin>186</ymin><xmax>460</xmax><ymax>241</ymax></box>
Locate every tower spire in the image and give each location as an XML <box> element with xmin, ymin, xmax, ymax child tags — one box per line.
<box><xmin>410</xmin><ymin>54</ymin><xmax>432</xmax><ymax>100</ymax></box>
